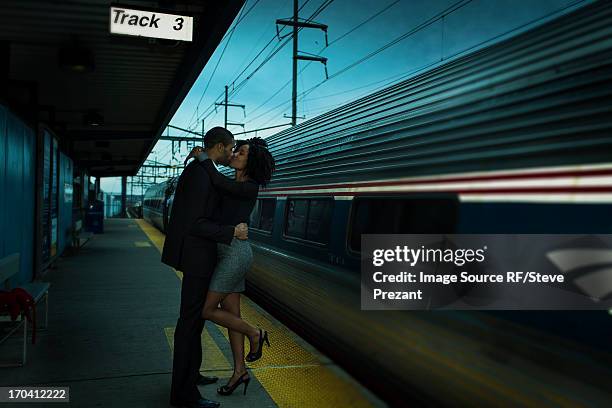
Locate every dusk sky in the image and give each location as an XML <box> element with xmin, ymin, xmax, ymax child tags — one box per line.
<box><xmin>102</xmin><ymin>0</ymin><xmax>590</xmax><ymax>193</ymax></box>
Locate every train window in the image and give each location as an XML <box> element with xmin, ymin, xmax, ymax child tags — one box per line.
<box><xmin>286</xmin><ymin>199</ymin><xmax>308</xmax><ymax>239</ymax></box>
<box><xmin>250</xmin><ymin>198</ymin><xmax>276</xmax><ymax>232</ymax></box>
<box><xmin>259</xmin><ymin>199</ymin><xmax>276</xmax><ymax>231</ymax></box>
<box><xmin>306</xmin><ymin>199</ymin><xmax>333</xmax><ymax>242</ymax></box>
<box><xmin>285</xmin><ymin>198</ymin><xmax>333</xmax><ymax>244</ymax></box>
<box><xmin>349</xmin><ymin>196</ymin><xmax>459</xmax><ymax>252</ymax></box>
<box><xmin>249</xmin><ymin>201</ymin><xmax>262</xmax><ymax>228</ymax></box>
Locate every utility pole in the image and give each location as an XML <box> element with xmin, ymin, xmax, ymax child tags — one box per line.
<box><xmin>277</xmin><ymin>0</ymin><xmax>329</xmax><ymax>126</ymax></box>
<box><xmin>291</xmin><ymin>0</ymin><xmax>298</xmax><ymax>126</ymax></box>
<box><xmin>224</xmin><ymin>86</ymin><xmax>228</xmax><ymax>127</ymax></box>
<box><xmin>215</xmin><ymin>85</ymin><xmax>245</xmax><ymax>129</ymax></box>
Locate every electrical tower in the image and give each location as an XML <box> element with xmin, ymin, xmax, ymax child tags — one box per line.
<box><xmin>277</xmin><ymin>0</ymin><xmax>329</xmax><ymax>126</ymax></box>
<box><xmin>215</xmin><ymin>85</ymin><xmax>246</xmax><ymax>129</ymax></box>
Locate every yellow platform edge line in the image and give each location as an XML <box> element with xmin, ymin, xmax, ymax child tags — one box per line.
<box><xmin>135</xmin><ymin>218</ymin><xmax>376</xmax><ymax>408</ymax></box>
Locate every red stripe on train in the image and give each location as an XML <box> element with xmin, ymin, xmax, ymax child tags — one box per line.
<box><xmin>261</xmin><ymin>168</ymin><xmax>612</xmax><ymax>193</ymax></box>
<box><xmin>259</xmin><ymin>186</ymin><xmax>612</xmax><ymax>197</ymax></box>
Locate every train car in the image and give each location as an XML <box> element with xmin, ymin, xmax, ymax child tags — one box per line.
<box><xmin>146</xmin><ymin>2</ymin><xmax>612</xmax><ymax>406</ymax></box>
<box><xmin>143</xmin><ymin>177</ymin><xmax>177</xmax><ymax>232</ymax></box>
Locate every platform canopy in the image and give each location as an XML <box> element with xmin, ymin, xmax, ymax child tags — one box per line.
<box><xmin>0</xmin><ymin>0</ymin><xmax>244</xmax><ymax>177</ymax></box>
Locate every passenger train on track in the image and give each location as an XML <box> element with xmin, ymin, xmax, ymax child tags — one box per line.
<box><xmin>145</xmin><ymin>3</ymin><xmax>612</xmax><ymax>406</ymax></box>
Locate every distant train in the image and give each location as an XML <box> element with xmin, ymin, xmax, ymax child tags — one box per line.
<box><xmin>143</xmin><ymin>177</ymin><xmax>177</xmax><ymax>233</ymax></box>
<box><xmin>144</xmin><ymin>3</ymin><xmax>612</xmax><ymax>406</ymax></box>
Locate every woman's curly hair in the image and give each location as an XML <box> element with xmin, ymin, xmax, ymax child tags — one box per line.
<box><xmin>238</xmin><ymin>136</ymin><xmax>275</xmax><ymax>187</ymax></box>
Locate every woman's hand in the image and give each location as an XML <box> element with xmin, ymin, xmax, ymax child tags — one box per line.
<box><xmin>184</xmin><ymin>146</ymin><xmax>205</xmax><ymax>165</ymax></box>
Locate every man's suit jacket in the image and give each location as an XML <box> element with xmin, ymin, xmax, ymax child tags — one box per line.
<box><xmin>161</xmin><ymin>157</ymin><xmax>260</xmax><ymax>277</ymax></box>
<box><xmin>161</xmin><ymin>159</ymin><xmax>234</xmax><ymax>277</ymax></box>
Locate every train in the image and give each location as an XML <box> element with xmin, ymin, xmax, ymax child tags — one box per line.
<box><xmin>145</xmin><ymin>2</ymin><xmax>612</xmax><ymax>406</ymax></box>
<box><xmin>143</xmin><ymin>177</ymin><xmax>177</xmax><ymax>232</ymax></box>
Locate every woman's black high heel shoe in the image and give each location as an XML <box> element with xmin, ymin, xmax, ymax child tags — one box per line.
<box><xmin>246</xmin><ymin>329</ymin><xmax>270</xmax><ymax>362</ymax></box>
<box><xmin>217</xmin><ymin>372</ymin><xmax>250</xmax><ymax>396</ymax></box>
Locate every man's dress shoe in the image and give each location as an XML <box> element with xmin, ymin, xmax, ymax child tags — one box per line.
<box><xmin>197</xmin><ymin>374</ymin><xmax>219</xmax><ymax>385</ymax></box>
<box><xmin>171</xmin><ymin>397</ymin><xmax>220</xmax><ymax>408</ymax></box>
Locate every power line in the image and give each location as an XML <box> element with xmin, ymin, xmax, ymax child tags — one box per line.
<box><xmin>218</xmin><ymin>0</ymin><xmax>263</xmax><ymax>44</ymax></box>
<box><xmin>327</xmin><ymin>0</ymin><xmax>400</xmax><ymax>48</ymax></box>
<box><xmin>298</xmin><ymin>0</ymin><xmax>474</xmax><ymax>100</ymax></box>
<box><xmin>243</xmin><ymin>0</ymin><xmax>400</xmax><ymax>122</ymax></box>
<box><xmin>184</xmin><ymin>2</ymin><xmax>248</xmax><ymax>130</ymax></box>
<box><xmin>250</xmin><ymin>0</ymin><xmax>473</xmax><ymax>126</ymax></box>
<box><xmin>228</xmin><ymin>0</ymin><xmax>293</xmax><ymax>82</ymax></box>
<box><xmin>255</xmin><ymin>0</ymin><xmax>585</xmax><ymax>129</ymax></box>
<box><xmin>186</xmin><ymin>0</ymin><xmax>334</xmax><ymax>131</ymax></box>
<box><xmin>215</xmin><ymin>85</ymin><xmax>246</xmax><ymax>128</ymax></box>
<box><xmin>187</xmin><ymin>0</ymin><xmax>260</xmax><ymax>129</ymax></box>
<box><xmin>227</xmin><ymin>0</ymin><xmax>314</xmax><ymax>91</ymax></box>
<box><xmin>277</xmin><ymin>0</ymin><xmax>330</xmax><ymax>125</ymax></box>
<box><xmin>297</xmin><ymin>0</ymin><xmax>588</xmax><ymax>104</ymax></box>
<box><xmin>227</xmin><ymin>0</ymin><xmax>315</xmax><ymax>93</ymax></box>
<box><xmin>233</xmin><ymin>0</ymin><xmax>333</xmax><ymax>94</ymax></box>
<box><xmin>185</xmin><ymin>0</ymin><xmax>311</xmax><ymax>131</ymax></box>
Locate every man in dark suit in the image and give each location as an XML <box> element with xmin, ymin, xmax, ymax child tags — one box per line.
<box><xmin>162</xmin><ymin>127</ymin><xmax>248</xmax><ymax>408</ymax></box>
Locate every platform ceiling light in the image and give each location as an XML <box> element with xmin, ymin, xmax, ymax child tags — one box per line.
<box><xmin>83</xmin><ymin>110</ymin><xmax>104</xmax><ymax>127</ymax></box>
<box><xmin>58</xmin><ymin>46</ymin><xmax>95</xmax><ymax>73</ymax></box>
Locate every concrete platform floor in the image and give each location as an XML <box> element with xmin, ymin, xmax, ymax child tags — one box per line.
<box><xmin>0</xmin><ymin>219</ymin><xmax>384</xmax><ymax>408</ymax></box>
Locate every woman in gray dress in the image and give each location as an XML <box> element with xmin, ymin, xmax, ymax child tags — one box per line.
<box><xmin>189</xmin><ymin>138</ymin><xmax>275</xmax><ymax>396</ymax></box>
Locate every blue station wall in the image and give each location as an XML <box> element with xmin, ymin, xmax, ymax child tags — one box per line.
<box><xmin>0</xmin><ymin>104</ymin><xmax>36</xmax><ymax>287</ymax></box>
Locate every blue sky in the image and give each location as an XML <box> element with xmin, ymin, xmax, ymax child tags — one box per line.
<box><xmin>101</xmin><ymin>0</ymin><xmax>590</xmax><ymax>194</ymax></box>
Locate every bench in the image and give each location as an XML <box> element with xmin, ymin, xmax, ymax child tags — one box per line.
<box><xmin>72</xmin><ymin>219</ymin><xmax>93</xmax><ymax>250</ymax></box>
<box><xmin>0</xmin><ymin>253</ymin><xmax>50</xmax><ymax>367</ymax></box>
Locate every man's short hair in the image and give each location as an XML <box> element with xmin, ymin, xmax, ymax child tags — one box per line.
<box><xmin>203</xmin><ymin>127</ymin><xmax>234</xmax><ymax>149</ymax></box>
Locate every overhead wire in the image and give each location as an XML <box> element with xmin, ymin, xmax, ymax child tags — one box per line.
<box><xmin>185</xmin><ymin>0</ymin><xmax>314</xmax><ymax>131</ymax></box>
<box><xmin>218</xmin><ymin>0</ymin><xmax>264</xmax><ymax>44</ymax></box>
<box><xmin>228</xmin><ymin>0</ymin><xmax>314</xmax><ymax>93</ymax></box>
<box><xmin>249</xmin><ymin>0</ymin><xmax>473</xmax><ymax>125</ymax></box>
<box><xmin>228</xmin><ymin>0</ymin><xmax>333</xmax><ymax>98</ymax></box>
<box><xmin>186</xmin><ymin>0</ymin><xmax>331</xmax><ymax>130</ymax></box>
<box><xmin>327</xmin><ymin>0</ymin><xmax>400</xmax><ymax>48</ymax></box>
<box><xmin>297</xmin><ymin>0</ymin><xmax>588</xmax><ymax>104</ymax></box>
<box><xmin>257</xmin><ymin>0</ymin><xmax>588</xmax><ymax>128</ymax></box>
<box><xmin>152</xmin><ymin>0</ymin><xmax>591</xmax><ymax>176</ymax></box>
<box><xmin>297</xmin><ymin>0</ymin><xmax>474</xmax><ymax>100</ymax></box>
<box><xmin>228</xmin><ymin>0</ymin><xmax>293</xmax><ymax>81</ymax></box>
<box><xmin>244</xmin><ymin>0</ymin><xmax>400</xmax><ymax>121</ymax></box>
<box><xmin>184</xmin><ymin>0</ymin><xmax>260</xmax><ymax>131</ymax></box>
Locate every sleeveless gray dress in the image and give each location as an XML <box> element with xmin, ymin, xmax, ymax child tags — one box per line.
<box><xmin>208</xmin><ymin>180</ymin><xmax>258</xmax><ymax>293</ymax></box>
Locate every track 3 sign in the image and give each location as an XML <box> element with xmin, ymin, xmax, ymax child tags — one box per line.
<box><xmin>109</xmin><ymin>6</ymin><xmax>193</xmax><ymax>42</ymax></box>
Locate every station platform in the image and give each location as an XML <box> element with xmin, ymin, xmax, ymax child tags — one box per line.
<box><xmin>0</xmin><ymin>219</ymin><xmax>384</xmax><ymax>408</ymax></box>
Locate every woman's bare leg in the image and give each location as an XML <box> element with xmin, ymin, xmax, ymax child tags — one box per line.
<box><xmin>220</xmin><ymin>293</ymin><xmax>248</xmax><ymax>383</ymax></box>
<box><xmin>202</xmin><ymin>291</ymin><xmax>260</xmax><ymax>344</ymax></box>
